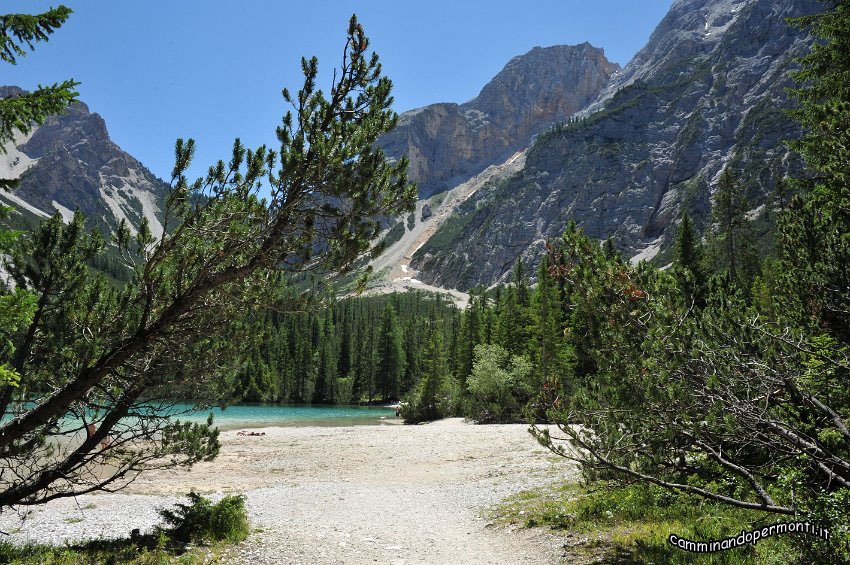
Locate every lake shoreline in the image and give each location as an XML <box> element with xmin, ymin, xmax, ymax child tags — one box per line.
<box><xmin>1</xmin><ymin>419</ymin><xmax>576</xmax><ymax>564</ymax></box>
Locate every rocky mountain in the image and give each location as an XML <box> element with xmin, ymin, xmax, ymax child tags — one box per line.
<box><xmin>379</xmin><ymin>43</ymin><xmax>620</xmax><ymax>199</ymax></box>
<box><xmin>409</xmin><ymin>0</ymin><xmax>820</xmax><ymax>290</ymax></box>
<box><xmin>0</xmin><ymin>86</ymin><xmax>168</xmax><ymax>238</ymax></box>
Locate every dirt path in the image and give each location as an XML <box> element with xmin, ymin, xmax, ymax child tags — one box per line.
<box><xmin>0</xmin><ymin>419</ymin><xmax>577</xmax><ymax>564</ymax></box>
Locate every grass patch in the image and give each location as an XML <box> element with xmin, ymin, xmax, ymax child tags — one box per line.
<box><xmin>0</xmin><ymin>492</ymin><xmax>248</xmax><ymax>564</ymax></box>
<box><xmin>0</xmin><ymin>534</ymin><xmax>227</xmax><ymax>564</ymax></box>
<box><xmin>494</xmin><ymin>482</ymin><xmax>804</xmax><ymax>564</ymax></box>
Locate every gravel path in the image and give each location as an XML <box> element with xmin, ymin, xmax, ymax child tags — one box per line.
<box><xmin>0</xmin><ymin>419</ymin><xmax>578</xmax><ymax>564</ymax></box>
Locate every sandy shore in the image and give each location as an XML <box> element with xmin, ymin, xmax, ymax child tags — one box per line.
<box><xmin>0</xmin><ymin>418</ymin><xmax>578</xmax><ymax>564</ymax></box>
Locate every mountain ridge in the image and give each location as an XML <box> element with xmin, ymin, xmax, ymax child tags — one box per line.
<box><xmin>379</xmin><ymin>42</ymin><xmax>620</xmax><ymax>199</ymax></box>
<box><xmin>408</xmin><ymin>0</ymin><xmax>819</xmax><ymax>290</ymax></box>
<box><xmin>0</xmin><ymin>86</ymin><xmax>168</xmax><ymax>239</ymax></box>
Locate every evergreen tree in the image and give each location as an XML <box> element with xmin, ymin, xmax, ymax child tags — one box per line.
<box><xmin>602</xmin><ymin>237</ymin><xmax>620</xmax><ymax>261</ymax></box>
<box><xmin>376</xmin><ymin>303</ymin><xmax>405</xmax><ymax>400</ymax></box>
<box><xmin>672</xmin><ymin>211</ymin><xmax>706</xmax><ymax>306</ymax></box>
<box><xmin>402</xmin><ymin>321</ymin><xmax>420</xmax><ymax>392</ymax></box>
<box><xmin>0</xmin><ymin>15</ymin><xmax>416</xmax><ymax>507</ymax></box>
<box><xmin>457</xmin><ymin>293</ymin><xmax>481</xmax><ymax>390</ymax></box>
<box><xmin>514</xmin><ymin>258</ymin><xmax>529</xmax><ymax>307</ymax></box>
<box><xmin>708</xmin><ymin>168</ymin><xmax>758</xmax><ymax>289</ymax></box>
<box><xmin>337</xmin><ymin>305</ymin><xmax>353</xmax><ymax>379</ymax></box>
<box><xmin>402</xmin><ymin>328</ymin><xmax>448</xmax><ymax>423</ymax></box>
<box><xmin>0</xmin><ymin>5</ymin><xmax>76</xmax><ymax>387</ymax></box>
<box><xmin>0</xmin><ymin>6</ymin><xmax>78</xmax><ymax>190</ymax></box>
<box><xmin>533</xmin><ymin>255</ymin><xmax>562</xmax><ymax>388</ymax></box>
<box><xmin>447</xmin><ymin>310</ymin><xmax>460</xmax><ymax>380</ymax></box>
<box><xmin>784</xmin><ymin>0</ymin><xmax>850</xmax><ymax>340</ymax></box>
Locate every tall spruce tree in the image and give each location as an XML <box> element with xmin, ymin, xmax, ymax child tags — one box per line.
<box><xmin>376</xmin><ymin>303</ymin><xmax>405</xmax><ymax>400</ymax></box>
<box><xmin>709</xmin><ymin>168</ymin><xmax>758</xmax><ymax>289</ymax></box>
<box><xmin>673</xmin><ymin>211</ymin><xmax>706</xmax><ymax>306</ymax></box>
<box><xmin>533</xmin><ymin>255</ymin><xmax>562</xmax><ymax>388</ymax></box>
<box><xmin>403</xmin><ymin>328</ymin><xmax>448</xmax><ymax>423</ymax></box>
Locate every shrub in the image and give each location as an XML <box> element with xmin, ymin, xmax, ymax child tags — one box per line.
<box><xmin>466</xmin><ymin>344</ymin><xmax>531</xmax><ymax>423</ymax></box>
<box><xmin>158</xmin><ymin>491</ymin><xmax>249</xmax><ymax>545</ymax></box>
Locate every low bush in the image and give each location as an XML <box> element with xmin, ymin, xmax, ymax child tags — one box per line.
<box><xmin>158</xmin><ymin>491</ymin><xmax>250</xmax><ymax>545</ymax></box>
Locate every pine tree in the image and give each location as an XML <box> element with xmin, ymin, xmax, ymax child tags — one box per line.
<box><xmin>673</xmin><ymin>211</ymin><xmax>706</xmax><ymax>306</ymax></box>
<box><xmin>404</xmin><ymin>329</ymin><xmax>448</xmax><ymax>423</ymax></box>
<box><xmin>514</xmin><ymin>258</ymin><xmax>529</xmax><ymax>307</ymax></box>
<box><xmin>458</xmin><ymin>293</ymin><xmax>481</xmax><ymax>390</ymax></box>
<box><xmin>0</xmin><ymin>6</ymin><xmax>78</xmax><ymax>190</ymax></box>
<box><xmin>0</xmin><ymin>15</ymin><xmax>416</xmax><ymax>507</ymax></box>
<box><xmin>376</xmin><ymin>304</ymin><xmax>405</xmax><ymax>400</ymax></box>
<box><xmin>709</xmin><ymin>168</ymin><xmax>758</xmax><ymax>289</ymax></box>
<box><xmin>784</xmin><ymin>0</ymin><xmax>850</xmax><ymax>339</ymax></box>
<box><xmin>402</xmin><ymin>321</ymin><xmax>420</xmax><ymax>392</ymax></box>
<box><xmin>0</xmin><ymin>6</ymin><xmax>76</xmax><ymax>387</ymax></box>
<box><xmin>534</xmin><ymin>255</ymin><xmax>562</xmax><ymax>388</ymax></box>
<box><xmin>337</xmin><ymin>305</ymin><xmax>353</xmax><ymax>379</ymax></box>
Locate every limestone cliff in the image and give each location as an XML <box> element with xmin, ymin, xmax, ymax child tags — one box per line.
<box><xmin>379</xmin><ymin>43</ymin><xmax>620</xmax><ymax>199</ymax></box>
<box><xmin>0</xmin><ymin>86</ymin><xmax>168</xmax><ymax>238</ymax></box>
<box><xmin>411</xmin><ymin>0</ymin><xmax>819</xmax><ymax>290</ymax></box>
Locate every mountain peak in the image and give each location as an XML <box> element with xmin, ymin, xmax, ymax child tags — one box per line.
<box><xmin>380</xmin><ymin>42</ymin><xmax>619</xmax><ymax>198</ymax></box>
<box><xmin>0</xmin><ymin>89</ymin><xmax>167</xmax><ymax>239</ymax></box>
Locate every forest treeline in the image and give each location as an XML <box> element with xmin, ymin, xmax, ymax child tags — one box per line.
<box><xmin>237</xmin><ymin>161</ymin><xmax>769</xmax><ymax>425</ymax></box>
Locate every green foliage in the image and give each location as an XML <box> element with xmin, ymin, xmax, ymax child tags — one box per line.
<box><xmin>466</xmin><ymin>344</ymin><xmax>531</xmax><ymax>423</ymax></box>
<box><xmin>0</xmin><ymin>537</ymin><xmax>216</xmax><ymax>564</ymax></box>
<box><xmin>707</xmin><ymin>168</ymin><xmax>759</xmax><ymax>290</ymax></box>
<box><xmin>495</xmin><ymin>483</ymin><xmax>803</xmax><ymax>564</ymax></box>
<box><xmin>0</xmin><ymin>493</ymin><xmax>248</xmax><ymax>564</ymax></box>
<box><xmin>0</xmin><ymin>288</ymin><xmax>36</xmax><ymax>387</ymax></box>
<box><xmin>376</xmin><ymin>303</ymin><xmax>405</xmax><ymax>400</ymax></box>
<box><xmin>402</xmin><ymin>329</ymin><xmax>449</xmax><ymax>423</ymax></box>
<box><xmin>158</xmin><ymin>491</ymin><xmax>250</xmax><ymax>545</ymax></box>
<box><xmin>673</xmin><ymin>211</ymin><xmax>707</xmax><ymax>307</ymax></box>
<box><xmin>411</xmin><ymin>211</ymin><xmax>474</xmax><ymax>259</ymax></box>
<box><xmin>0</xmin><ymin>6</ymin><xmax>72</xmax><ymax>64</ymax></box>
<box><xmin>529</xmin><ymin>7</ymin><xmax>850</xmax><ymax>556</ymax></box>
<box><xmin>0</xmin><ymin>6</ymin><xmax>78</xmax><ymax>190</ymax></box>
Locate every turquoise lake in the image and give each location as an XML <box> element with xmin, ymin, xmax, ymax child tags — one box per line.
<box><xmin>177</xmin><ymin>403</ymin><xmax>397</xmax><ymax>430</ymax></box>
<box><xmin>3</xmin><ymin>403</ymin><xmax>398</xmax><ymax>431</ymax></box>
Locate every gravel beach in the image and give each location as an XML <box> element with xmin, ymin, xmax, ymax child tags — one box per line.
<box><xmin>0</xmin><ymin>418</ymin><xmax>579</xmax><ymax>564</ymax></box>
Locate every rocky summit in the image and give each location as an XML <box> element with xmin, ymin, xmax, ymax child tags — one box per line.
<box><xmin>379</xmin><ymin>43</ymin><xmax>620</xmax><ymax>199</ymax></box>
<box><xmin>409</xmin><ymin>0</ymin><xmax>820</xmax><ymax>291</ymax></box>
<box><xmin>0</xmin><ymin>86</ymin><xmax>168</xmax><ymax>238</ymax></box>
<box><xmin>1</xmin><ymin>0</ymin><xmax>823</xmax><ymax>296</ymax></box>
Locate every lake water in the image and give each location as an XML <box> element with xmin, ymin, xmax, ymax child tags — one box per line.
<box><xmin>179</xmin><ymin>403</ymin><xmax>398</xmax><ymax>430</ymax></box>
<box><xmin>3</xmin><ymin>402</ymin><xmax>397</xmax><ymax>432</ymax></box>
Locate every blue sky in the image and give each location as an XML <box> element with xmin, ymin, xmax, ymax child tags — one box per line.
<box><xmin>4</xmin><ymin>1</ymin><xmax>671</xmax><ymax>181</ymax></box>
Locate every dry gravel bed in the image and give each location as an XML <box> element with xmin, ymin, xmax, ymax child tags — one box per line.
<box><xmin>0</xmin><ymin>418</ymin><xmax>579</xmax><ymax>564</ymax></box>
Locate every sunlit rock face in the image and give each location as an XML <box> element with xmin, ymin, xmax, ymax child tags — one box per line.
<box><xmin>379</xmin><ymin>43</ymin><xmax>620</xmax><ymax>200</ymax></box>
<box><xmin>0</xmin><ymin>86</ymin><xmax>167</xmax><ymax>238</ymax></box>
<box><xmin>409</xmin><ymin>0</ymin><xmax>820</xmax><ymax>291</ymax></box>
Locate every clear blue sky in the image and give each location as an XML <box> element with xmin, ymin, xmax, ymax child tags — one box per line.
<box><xmin>5</xmin><ymin>1</ymin><xmax>671</xmax><ymax>182</ymax></box>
